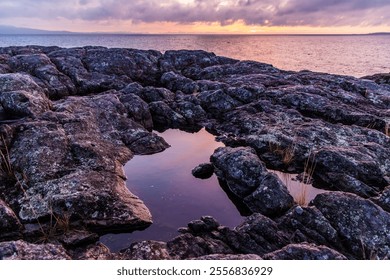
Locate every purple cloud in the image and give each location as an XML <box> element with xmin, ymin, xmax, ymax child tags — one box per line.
<box><xmin>0</xmin><ymin>0</ymin><xmax>389</xmax><ymax>27</ymax></box>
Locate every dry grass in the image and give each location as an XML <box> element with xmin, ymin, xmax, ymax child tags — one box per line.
<box><xmin>269</xmin><ymin>142</ymin><xmax>295</xmax><ymax>166</ymax></box>
<box><xmin>276</xmin><ymin>172</ymin><xmax>309</xmax><ymax>206</ymax></box>
<box><xmin>0</xmin><ymin>135</ymin><xmax>14</xmax><ymax>180</ymax></box>
<box><xmin>385</xmin><ymin>123</ymin><xmax>389</xmax><ymax>137</ymax></box>
<box><xmin>1</xmin><ymin>135</ymin><xmax>70</xmax><ymax>242</ymax></box>
<box><xmin>303</xmin><ymin>150</ymin><xmax>317</xmax><ymax>184</ymax></box>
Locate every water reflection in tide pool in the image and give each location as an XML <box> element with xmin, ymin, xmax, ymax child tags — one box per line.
<box><xmin>272</xmin><ymin>171</ymin><xmax>329</xmax><ymax>206</ymax></box>
<box><xmin>101</xmin><ymin>128</ymin><xmax>244</xmax><ymax>252</ymax></box>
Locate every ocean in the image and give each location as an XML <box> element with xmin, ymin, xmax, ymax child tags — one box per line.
<box><xmin>1</xmin><ymin>34</ymin><xmax>389</xmax><ymax>77</ymax></box>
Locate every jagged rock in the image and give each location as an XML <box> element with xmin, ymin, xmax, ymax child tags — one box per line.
<box><xmin>193</xmin><ymin>254</ymin><xmax>262</xmax><ymax>260</ymax></box>
<box><xmin>1</xmin><ymin>46</ymin><xmax>390</xmax><ymax>260</ymax></box>
<box><xmin>70</xmin><ymin>242</ymin><xmax>113</xmax><ymax>260</ymax></box>
<box><xmin>149</xmin><ymin>101</ymin><xmax>186</xmax><ymax>129</ymax></box>
<box><xmin>211</xmin><ymin>146</ymin><xmax>294</xmax><ymax>216</ymax></box>
<box><xmin>159</xmin><ymin>50</ymin><xmax>237</xmax><ymax>75</ymax></box>
<box><xmin>312</xmin><ymin>192</ymin><xmax>390</xmax><ymax>259</ymax></box>
<box><xmin>263</xmin><ymin>243</ymin><xmax>347</xmax><ymax>260</ymax></box>
<box><xmin>137</xmin><ymin>87</ymin><xmax>175</xmax><ymax>103</ymax></box>
<box><xmin>277</xmin><ymin>206</ymin><xmax>344</xmax><ymax>251</ymax></box>
<box><xmin>0</xmin><ymin>240</ymin><xmax>71</xmax><ymax>260</ymax></box>
<box><xmin>197</xmin><ymin>89</ymin><xmax>241</xmax><ymax>115</ymax></box>
<box><xmin>313</xmin><ymin>147</ymin><xmax>388</xmax><ymax>192</ymax></box>
<box><xmin>118</xmin><ymin>241</ymin><xmax>171</xmax><ymax>260</ymax></box>
<box><xmin>167</xmin><ymin>233</ymin><xmax>234</xmax><ymax>260</ymax></box>
<box><xmin>188</xmin><ymin>216</ymin><xmax>220</xmax><ymax>234</ymax></box>
<box><xmin>172</xmin><ymin>100</ymin><xmax>207</xmax><ymax>126</ymax></box>
<box><xmin>8</xmin><ymin>53</ymin><xmax>76</xmax><ymax>99</ymax></box>
<box><xmin>211</xmin><ymin>146</ymin><xmax>268</xmax><ymax>198</ymax></box>
<box><xmin>191</xmin><ymin>163</ymin><xmax>214</xmax><ymax>179</ymax></box>
<box><xmin>58</xmin><ymin>230</ymin><xmax>99</xmax><ymax>248</ymax></box>
<box><xmin>371</xmin><ymin>186</ymin><xmax>390</xmax><ymax>213</ymax></box>
<box><xmin>0</xmin><ymin>199</ymin><xmax>23</xmax><ymax>241</ymax></box>
<box><xmin>161</xmin><ymin>71</ymin><xmax>199</xmax><ymax>94</ymax></box>
<box><xmin>4</xmin><ymin>93</ymin><xmax>169</xmax><ymax>233</ymax></box>
<box><xmin>362</xmin><ymin>73</ymin><xmax>390</xmax><ymax>85</ymax></box>
<box><xmin>234</xmin><ymin>213</ymin><xmax>290</xmax><ymax>254</ymax></box>
<box><xmin>118</xmin><ymin>86</ymin><xmax>153</xmax><ymax>131</ymax></box>
<box><xmin>0</xmin><ymin>73</ymin><xmax>52</xmax><ymax>117</ymax></box>
<box><xmin>243</xmin><ymin>173</ymin><xmax>294</xmax><ymax>217</ymax></box>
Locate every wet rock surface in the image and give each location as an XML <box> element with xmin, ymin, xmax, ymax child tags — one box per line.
<box><xmin>1</xmin><ymin>46</ymin><xmax>390</xmax><ymax>259</ymax></box>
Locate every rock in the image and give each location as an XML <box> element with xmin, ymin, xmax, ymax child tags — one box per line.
<box><xmin>243</xmin><ymin>173</ymin><xmax>294</xmax><ymax>217</ymax></box>
<box><xmin>234</xmin><ymin>213</ymin><xmax>290</xmax><ymax>255</ymax></box>
<box><xmin>0</xmin><ymin>199</ymin><xmax>23</xmax><ymax>241</ymax></box>
<box><xmin>69</xmin><ymin>242</ymin><xmax>113</xmax><ymax>260</ymax></box>
<box><xmin>118</xmin><ymin>86</ymin><xmax>154</xmax><ymax>131</ymax></box>
<box><xmin>0</xmin><ymin>73</ymin><xmax>52</xmax><ymax>118</ymax></box>
<box><xmin>49</xmin><ymin>48</ymin><xmax>128</xmax><ymax>95</ymax></box>
<box><xmin>313</xmin><ymin>147</ymin><xmax>388</xmax><ymax>193</ymax></box>
<box><xmin>159</xmin><ymin>50</ymin><xmax>237</xmax><ymax>75</ymax></box>
<box><xmin>58</xmin><ymin>230</ymin><xmax>99</xmax><ymax>248</ymax></box>
<box><xmin>188</xmin><ymin>216</ymin><xmax>220</xmax><ymax>234</ymax></box>
<box><xmin>137</xmin><ymin>87</ymin><xmax>175</xmax><ymax>103</ymax></box>
<box><xmin>312</xmin><ymin>192</ymin><xmax>390</xmax><ymax>259</ymax></box>
<box><xmin>263</xmin><ymin>243</ymin><xmax>347</xmax><ymax>260</ymax></box>
<box><xmin>191</xmin><ymin>163</ymin><xmax>214</xmax><ymax>179</ymax></box>
<box><xmin>0</xmin><ymin>240</ymin><xmax>71</xmax><ymax>260</ymax></box>
<box><xmin>1</xmin><ymin>46</ymin><xmax>390</xmax><ymax>260</ymax></box>
<box><xmin>197</xmin><ymin>89</ymin><xmax>241</xmax><ymax>115</ymax></box>
<box><xmin>118</xmin><ymin>241</ymin><xmax>171</xmax><ymax>260</ymax></box>
<box><xmin>167</xmin><ymin>233</ymin><xmax>234</xmax><ymax>260</ymax></box>
<box><xmin>149</xmin><ymin>101</ymin><xmax>186</xmax><ymax>129</ymax></box>
<box><xmin>4</xmin><ymin>93</ymin><xmax>168</xmax><ymax>234</ymax></box>
<box><xmin>277</xmin><ymin>206</ymin><xmax>344</xmax><ymax>251</ymax></box>
<box><xmin>362</xmin><ymin>73</ymin><xmax>390</xmax><ymax>85</ymax></box>
<box><xmin>211</xmin><ymin>146</ymin><xmax>268</xmax><ymax>198</ymax></box>
<box><xmin>211</xmin><ymin>146</ymin><xmax>294</xmax><ymax>217</ymax></box>
<box><xmin>193</xmin><ymin>254</ymin><xmax>262</xmax><ymax>260</ymax></box>
<box><xmin>8</xmin><ymin>53</ymin><xmax>76</xmax><ymax>99</ymax></box>
<box><xmin>371</xmin><ymin>186</ymin><xmax>390</xmax><ymax>213</ymax></box>
<box><xmin>172</xmin><ymin>100</ymin><xmax>207</xmax><ymax>127</ymax></box>
<box><xmin>161</xmin><ymin>71</ymin><xmax>199</xmax><ymax>94</ymax></box>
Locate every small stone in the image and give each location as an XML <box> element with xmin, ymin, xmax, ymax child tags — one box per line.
<box><xmin>191</xmin><ymin>163</ymin><xmax>214</xmax><ymax>179</ymax></box>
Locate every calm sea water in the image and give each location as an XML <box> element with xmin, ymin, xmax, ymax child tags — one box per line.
<box><xmin>1</xmin><ymin>34</ymin><xmax>389</xmax><ymax>77</ymax></box>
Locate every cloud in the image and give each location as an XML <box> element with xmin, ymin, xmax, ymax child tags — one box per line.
<box><xmin>0</xmin><ymin>0</ymin><xmax>389</xmax><ymax>27</ymax></box>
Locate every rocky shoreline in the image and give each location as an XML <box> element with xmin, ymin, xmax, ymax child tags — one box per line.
<box><xmin>0</xmin><ymin>46</ymin><xmax>389</xmax><ymax>260</ymax></box>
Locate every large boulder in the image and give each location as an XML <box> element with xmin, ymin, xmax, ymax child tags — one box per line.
<box><xmin>211</xmin><ymin>147</ymin><xmax>294</xmax><ymax>216</ymax></box>
<box><xmin>0</xmin><ymin>73</ymin><xmax>52</xmax><ymax>118</ymax></box>
<box><xmin>312</xmin><ymin>192</ymin><xmax>390</xmax><ymax>259</ymax></box>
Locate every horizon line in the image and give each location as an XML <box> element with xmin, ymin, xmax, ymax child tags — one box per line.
<box><xmin>1</xmin><ymin>32</ymin><xmax>390</xmax><ymax>36</ymax></box>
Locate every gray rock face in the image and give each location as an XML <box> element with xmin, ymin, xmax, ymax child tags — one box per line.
<box><xmin>118</xmin><ymin>241</ymin><xmax>171</xmax><ymax>260</ymax></box>
<box><xmin>1</xmin><ymin>46</ymin><xmax>390</xmax><ymax>260</ymax></box>
<box><xmin>263</xmin><ymin>243</ymin><xmax>347</xmax><ymax>260</ymax></box>
<box><xmin>0</xmin><ymin>199</ymin><xmax>23</xmax><ymax>241</ymax></box>
<box><xmin>0</xmin><ymin>240</ymin><xmax>71</xmax><ymax>260</ymax></box>
<box><xmin>193</xmin><ymin>254</ymin><xmax>262</xmax><ymax>260</ymax></box>
<box><xmin>312</xmin><ymin>192</ymin><xmax>390</xmax><ymax>259</ymax></box>
<box><xmin>211</xmin><ymin>147</ymin><xmax>294</xmax><ymax>217</ymax></box>
<box><xmin>0</xmin><ymin>73</ymin><xmax>52</xmax><ymax>117</ymax></box>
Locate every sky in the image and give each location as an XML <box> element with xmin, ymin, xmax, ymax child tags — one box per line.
<box><xmin>0</xmin><ymin>0</ymin><xmax>390</xmax><ymax>34</ymax></box>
